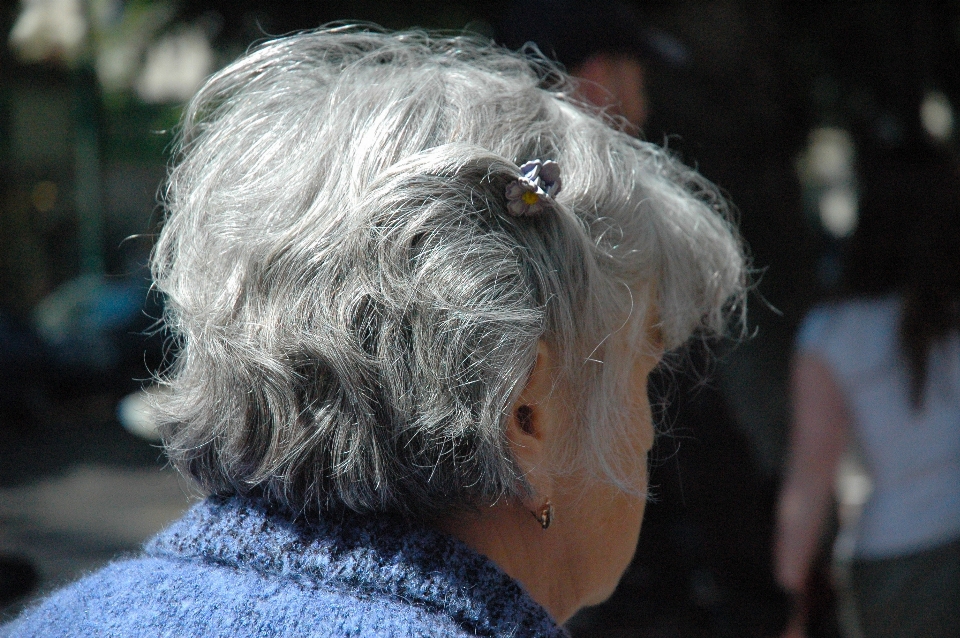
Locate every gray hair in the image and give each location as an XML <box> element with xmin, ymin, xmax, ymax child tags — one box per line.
<box><xmin>152</xmin><ymin>27</ymin><xmax>746</xmax><ymax>519</ymax></box>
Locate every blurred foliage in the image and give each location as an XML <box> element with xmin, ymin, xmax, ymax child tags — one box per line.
<box><xmin>3</xmin><ymin>0</ymin><xmax>960</xmax><ymax>303</ymax></box>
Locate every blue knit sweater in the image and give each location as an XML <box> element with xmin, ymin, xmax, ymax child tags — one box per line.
<box><xmin>4</xmin><ymin>496</ymin><xmax>566</xmax><ymax>637</ymax></box>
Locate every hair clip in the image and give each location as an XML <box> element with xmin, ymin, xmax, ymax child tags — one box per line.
<box><xmin>505</xmin><ymin>159</ymin><xmax>562</xmax><ymax>216</ymax></box>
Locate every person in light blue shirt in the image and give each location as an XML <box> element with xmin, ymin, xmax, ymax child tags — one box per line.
<box><xmin>776</xmin><ymin>151</ymin><xmax>960</xmax><ymax>638</ymax></box>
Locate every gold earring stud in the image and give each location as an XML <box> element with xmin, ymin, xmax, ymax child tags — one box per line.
<box><xmin>534</xmin><ymin>498</ymin><xmax>553</xmax><ymax>530</ymax></box>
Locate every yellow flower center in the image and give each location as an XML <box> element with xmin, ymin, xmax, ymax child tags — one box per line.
<box><xmin>521</xmin><ymin>191</ymin><xmax>540</xmax><ymax>205</ymax></box>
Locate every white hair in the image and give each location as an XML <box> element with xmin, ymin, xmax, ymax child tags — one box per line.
<box><xmin>151</xmin><ymin>27</ymin><xmax>746</xmax><ymax>519</ymax></box>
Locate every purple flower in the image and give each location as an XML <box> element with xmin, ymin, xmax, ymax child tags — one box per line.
<box><xmin>505</xmin><ymin>159</ymin><xmax>563</xmax><ymax>216</ymax></box>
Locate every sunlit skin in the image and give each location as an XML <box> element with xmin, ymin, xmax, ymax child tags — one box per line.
<box><xmin>441</xmin><ymin>313</ymin><xmax>664</xmax><ymax>624</ymax></box>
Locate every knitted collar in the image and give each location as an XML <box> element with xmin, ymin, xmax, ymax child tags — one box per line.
<box><xmin>146</xmin><ymin>496</ymin><xmax>566</xmax><ymax>638</ymax></box>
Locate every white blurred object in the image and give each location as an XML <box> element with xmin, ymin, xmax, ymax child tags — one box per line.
<box><xmin>819</xmin><ymin>185</ymin><xmax>858</xmax><ymax>238</ymax></box>
<box><xmin>920</xmin><ymin>90</ymin><xmax>954</xmax><ymax>142</ymax></box>
<box><xmin>806</xmin><ymin>127</ymin><xmax>855</xmax><ymax>183</ymax></box>
<box><xmin>797</xmin><ymin>127</ymin><xmax>860</xmax><ymax>239</ymax></box>
<box><xmin>8</xmin><ymin>0</ymin><xmax>88</xmax><ymax>63</ymax></box>
<box><xmin>836</xmin><ymin>453</ymin><xmax>873</xmax><ymax>510</ymax></box>
<box><xmin>117</xmin><ymin>386</ymin><xmax>165</xmax><ymax>441</ymax></box>
<box><xmin>136</xmin><ymin>25</ymin><xmax>214</xmax><ymax>103</ymax></box>
<box><xmin>93</xmin><ymin>0</ymin><xmax>176</xmax><ymax>93</ymax></box>
<box><xmin>94</xmin><ymin>37</ymin><xmax>142</xmax><ymax>92</ymax></box>
<box><xmin>9</xmin><ymin>0</ymin><xmax>184</xmax><ymax>97</ymax></box>
<box><xmin>833</xmin><ymin>450</ymin><xmax>874</xmax><ymax>578</ymax></box>
<box><xmin>832</xmin><ymin>451</ymin><xmax>872</xmax><ymax>638</ymax></box>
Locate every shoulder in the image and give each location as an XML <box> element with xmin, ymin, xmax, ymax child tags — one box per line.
<box><xmin>798</xmin><ymin>296</ymin><xmax>897</xmax><ymax>344</ymax></box>
<box><xmin>3</xmin><ymin>554</ymin><xmax>473</xmax><ymax>637</ymax></box>
<box><xmin>797</xmin><ymin>296</ymin><xmax>900</xmax><ymax>372</ymax></box>
<box><xmin>4</xmin><ymin>497</ymin><xmax>560</xmax><ymax>637</ymax></box>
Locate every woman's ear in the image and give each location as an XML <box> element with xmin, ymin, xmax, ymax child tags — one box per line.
<box><xmin>505</xmin><ymin>341</ymin><xmax>560</xmax><ymax>481</ymax></box>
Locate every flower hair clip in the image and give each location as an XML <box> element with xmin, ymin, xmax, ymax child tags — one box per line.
<box><xmin>505</xmin><ymin>159</ymin><xmax>562</xmax><ymax>216</ymax></box>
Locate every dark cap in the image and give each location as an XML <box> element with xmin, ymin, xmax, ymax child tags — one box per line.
<box><xmin>496</xmin><ymin>0</ymin><xmax>688</xmax><ymax>70</ymax></box>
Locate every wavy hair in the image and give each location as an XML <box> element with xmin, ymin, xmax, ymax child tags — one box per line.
<box><xmin>151</xmin><ymin>27</ymin><xmax>747</xmax><ymax>519</ymax></box>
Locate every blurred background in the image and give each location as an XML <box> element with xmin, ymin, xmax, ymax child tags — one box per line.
<box><xmin>1</xmin><ymin>1</ymin><xmax>958</xmax><ymax>636</ymax></box>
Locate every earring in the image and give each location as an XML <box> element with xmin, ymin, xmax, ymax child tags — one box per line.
<box><xmin>534</xmin><ymin>498</ymin><xmax>553</xmax><ymax>530</ymax></box>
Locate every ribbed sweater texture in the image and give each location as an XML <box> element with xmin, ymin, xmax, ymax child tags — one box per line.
<box><xmin>3</xmin><ymin>496</ymin><xmax>565</xmax><ymax>637</ymax></box>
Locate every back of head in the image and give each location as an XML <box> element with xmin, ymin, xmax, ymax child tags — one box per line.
<box><xmin>152</xmin><ymin>27</ymin><xmax>745</xmax><ymax>519</ymax></box>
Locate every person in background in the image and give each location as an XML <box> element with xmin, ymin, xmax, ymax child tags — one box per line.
<box><xmin>775</xmin><ymin>150</ymin><xmax>960</xmax><ymax>638</ymax></box>
<box><xmin>498</xmin><ymin>0</ymin><xmax>687</xmax><ymax>134</ymax></box>
<box><xmin>4</xmin><ymin>27</ymin><xmax>746</xmax><ymax>636</ymax></box>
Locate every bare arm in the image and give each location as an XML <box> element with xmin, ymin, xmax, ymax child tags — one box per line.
<box><xmin>774</xmin><ymin>352</ymin><xmax>851</xmax><ymax>593</ymax></box>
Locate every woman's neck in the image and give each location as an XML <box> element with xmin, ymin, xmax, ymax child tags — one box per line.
<box><xmin>439</xmin><ymin>500</ymin><xmax>583</xmax><ymax>625</ymax></box>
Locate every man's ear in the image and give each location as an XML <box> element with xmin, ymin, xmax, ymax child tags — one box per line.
<box><xmin>505</xmin><ymin>341</ymin><xmax>559</xmax><ymax>479</ymax></box>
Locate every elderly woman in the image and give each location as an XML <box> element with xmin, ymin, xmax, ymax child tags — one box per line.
<box><xmin>7</xmin><ymin>28</ymin><xmax>745</xmax><ymax>636</ymax></box>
